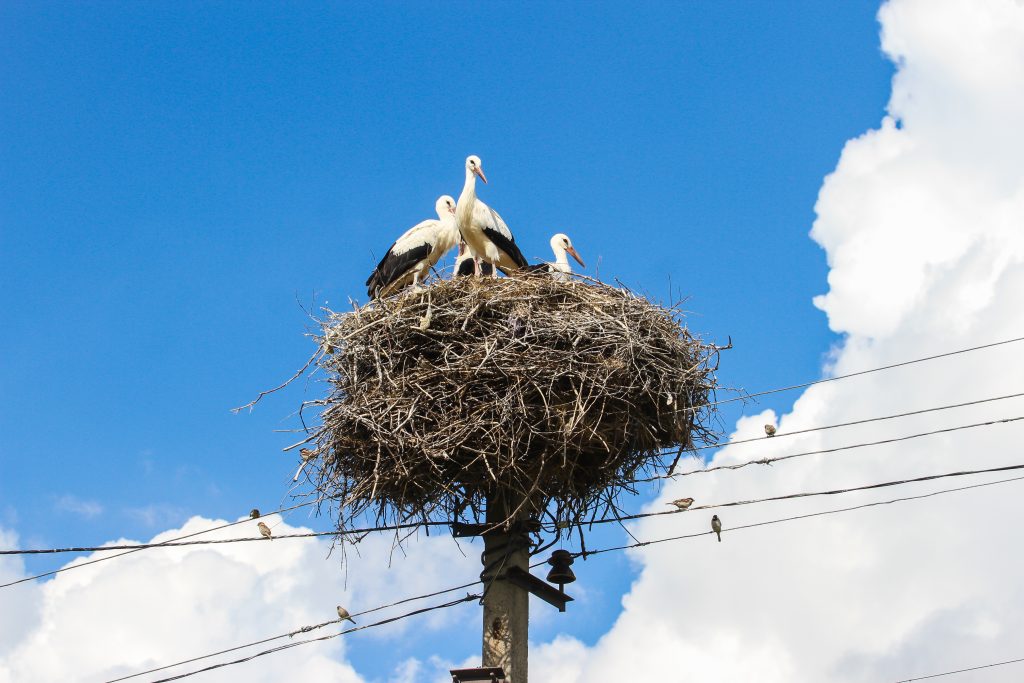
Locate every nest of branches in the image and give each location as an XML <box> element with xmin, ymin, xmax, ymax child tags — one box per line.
<box><xmin>300</xmin><ymin>274</ymin><xmax>722</xmax><ymax>543</ymax></box>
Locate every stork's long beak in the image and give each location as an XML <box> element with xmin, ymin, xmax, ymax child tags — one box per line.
<box><xmin>567</xmin><ymin>245</ymin><xmax>585</xmax><ymax>268</ymax></box>
<box><xmin>448</xmin><ymin>204</ymin><xmax>456</xmax><ymax>215</ymax></box>
<box><xmin>475</xmin><ymin>167</ymin><xmax>488</xmax><ymax>184</ymax></box>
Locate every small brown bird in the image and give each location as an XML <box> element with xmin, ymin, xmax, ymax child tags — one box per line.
<box><xmin>249</xmin><ymin>509</ymin><xmax>260</xmax><ymax>519</ymax></box>
<box><xmin>667</xmin><ymin>497</ymin><xmax>695</xmax><ymax>510</ymax></box>
<box><xmin>764</xmin><ymin>424</ymin><xmax>777</xmax><ymax>437</ymax></box>
<box><xmin>257</xmin><ymin>521</ymin><xmax>273</xmax><ymax>540</ymax></box>
<box><xmin>711</xmin><ymin>515</ymin><xmax>722</xmax><ymax>542</ymax></box>
<box><xmin>555</xmin><ymin>519</ymin><xmax>571</xmax><ymax>530</ymax></box>
<box><xmin>337</xmin><ymin>606</ymin><xmax>356</xmax><ymax>624</ymax></box>
<box><xmin>293</xmin><ymin>448</ymin><xmax>317</xmax><ymax>482</ymax></box>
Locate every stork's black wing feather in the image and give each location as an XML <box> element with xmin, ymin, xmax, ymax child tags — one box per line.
<box><xmin>366</xmin><ymin>244</ymin><xmax>431</xmax><ymax>298</ymax></box>
<box><xmin>456</xmin><ymin>259</ymin><xmax>495</xmax><ymax>277</ymax></box>
<box><xmin>482</xmin><ymin>226</ymin><xmax>528</xmax><ymax>269</ymax></box>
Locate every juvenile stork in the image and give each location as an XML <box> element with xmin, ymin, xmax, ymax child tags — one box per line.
<box><xmin>366</xmin><ymin>195</ymin><xmax>458</xmax><ymax>298</ymax></box>
<box><xmin>455</xmin><ymin>155</ymin><xmax>528</xmax><ymax>276</ymax></box>
<box><xmin>526</xmin><ymin>233</ymin><xmax>585</xmax><ymax>280</ymax></box>
<box><xmin>455</xmin><ymin>240</ymin><xmax>493</xmax><ymax>277</ymax></box>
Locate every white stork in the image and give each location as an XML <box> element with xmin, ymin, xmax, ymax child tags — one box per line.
<box><xmin>366</xmin><ymin>195</ymin><xmax>458</xmax><ymax>298</ymax></box>
<box><xmin>455</xmin><ymin>155</ymin><xmax>528</xmax><ymax>277</ymax></box>
<box><xmin>455</xmin><ymin>240</ymin><xmax>494</xmax><ymax>277</ymax></box>
<box><xmin>526</xmin><ymin>233</ymin><xmax>585</xmax><ymax>280</ymax></box>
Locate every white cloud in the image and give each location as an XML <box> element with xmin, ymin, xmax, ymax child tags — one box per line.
<box><xmin>53</xmin><ymin>495</ymin><xmax>103</xmax><ymax>520</ymax></box>
<box><xmin>531</xmin><ymin>1</ymin><xmax>1024</xmax><ymax>681</ymax></box>
<box><xmin>0</xmin><ymin>515</ymin><xmax>477</xmax><ymax>683</ymax></box>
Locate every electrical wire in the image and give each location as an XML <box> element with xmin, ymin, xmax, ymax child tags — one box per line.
<box><xmin>10</xmin><ymin>411</ymin><xmax>1022</xmax><ymax>559</ymax></box>
<box><xmin>0</xmin><ymin>500</ymin><xmax>318</xmax><ymax>589</ymax></box>
<box><xmin>119</xmin><ymin>472</ymin><xmax>1024</xmax><ymax>683</ymax></box>
<box><xmin>10</xmin><ymin>395</ymin><xmax>1023</xmax><ymax>559</ymax></box>
<box><xmin>144</xmin><ymin>594</ymin><xmax>480</xmax><ymax>683</ymax></box>
<box><xmin>0</xmin><ymin>520</ymin><xmax>449</xmax><ymax>556</ymax></box>
<box><xmin>571</xmin><ymin>473</ymin><xmax>1024</xmax><ymax>559</ymax></box>
<box><xmin>680</xmin><ymin>391</ymin><xmax>1024</xmax><ymax>455</ymax></box>
<box><xmin>575</xmin><ymin>463</ymin><xmax>1024</xmax><ymax>530</ymax></box>
<box><xmin>10</xmin><ymin>344</ymin><xmax>1024</xmax><ymax>563</ymax></box>
<box><xmin>130</xmin><ymin>472</ymin><xmax>1024</xmax><ymax>682</ymax></box>
<box><xmin>107</xmin><ymin>467</ymin><xmax>1024</xmax><ymax>683</ymax></box>
<box><xmin>628</xmin><ymin>414</ymin><xmax>1024</xmax><ymax>484</ymax></box>
<box><xmin>893</xmin><ymin>656</ymin><xmax>1024</xmax><ymax>681</ymax></box>
<box><xmin>693</xmin><ymin>335</ymin><xmax>1024</xmax><ymax>411</ymax></box>
<box><xmin>104</xmin><ymin>579</ymin><xmax>482</xmax><ymax>683</ymax></box>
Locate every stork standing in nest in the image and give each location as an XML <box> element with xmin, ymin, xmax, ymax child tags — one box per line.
<box><xmin>526</xmin><ymin>233</ymin><xmax>585</xmax><ymax>280</ymax></box>
<box><xmin>455</xmin><ymin>155</ymin><xmax>528</xmax><ymax>277</ymax></box>
<box><xmin>366</xmin><ymin>195</ymin><xmax>458</xmax><ymax>298</ymax></box>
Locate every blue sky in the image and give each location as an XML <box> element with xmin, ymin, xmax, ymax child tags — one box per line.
<box><xmin>1</xmin><ymin>2</ymin><xmax>893</xmax><ymax>679</ymax></box>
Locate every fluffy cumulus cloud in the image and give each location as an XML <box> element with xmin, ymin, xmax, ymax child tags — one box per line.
<box><xmin>0</xmin><ymin>516</ymin><xmax>477</xmax><ymax>683</ymax></box>
<box><xmin>530</xmin><ymin>1</ymin><xmax>1024</xmax><ymax>681</ymax></box>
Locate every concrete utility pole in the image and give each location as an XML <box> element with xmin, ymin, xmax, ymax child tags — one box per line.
<box><xmin>481</xmin><ymin>494</ymin><xmax>530</xmax><ymax>682</ymax></box>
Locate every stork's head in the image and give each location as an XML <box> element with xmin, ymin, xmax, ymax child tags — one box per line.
<box><xmin>436</xmin><ymin>195</ymin><xmax>457</xmax><ymax>217</ymax></box>
<box><xmin>551</xmin><ymin>233</ymin><xmax>585</xmax><ymax>267</ymax></box>
<box><xmin>465</xmin><ymin>155</ymin><xmax>487</xmax><ymax>184</ymax></box>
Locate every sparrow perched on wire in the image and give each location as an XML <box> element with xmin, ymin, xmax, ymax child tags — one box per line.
<box><xmin>711</xmin><ymin>515</ymin><xmax>722</xmax><ymax>542</ymax></box>
<box><xmin>249</xmin><ymin>509</ymin><xmax>260</xmax><ymax>519</ymax></box>
<box><xmin>667</xmin><ymin>497</ymin><xmax>695</xmax><ymax>510</ymax></box>
<box><xmin>257</xmin><ymin>521</ymin><xmax>273</xmax><ymax>540</ymax></box>
<box><xmin>336</xmin><ymin>606</ymin><xmax>356</xmax><ymax>624</ymax></box>
<box><xmin>764</xmin><ymin>424</ymin><xmax>777</xmax><ymax>437</ymax></box>
<box><xmin>555</xmin><ymin>519</ymin><xmax>571</xmax><ymax>530</ymax></box>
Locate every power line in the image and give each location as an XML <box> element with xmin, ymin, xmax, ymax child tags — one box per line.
<box><xmin>139</xmin><ymin>594</ymin><xmax>479</xmax><ymax>683</ymax></box>
<box><xmin>571</xmin><ymin>472</ymin><xmax>1024</xmax><ymax>559</ymax></box>
<box><xmin>0</xmin><ymin>500</ymin><xmax>318</xmax><ymax>589</ymax></box>
<box><xmin>578</xmin><ymin>462</ymin><xmax>1024</xmax><ymax>530</ymax></box>
<box><xmin>105</xmin><ymin>579</ymin><xmax>482</xmax><ymax>683</ymax></box>
<box><xmin>893</xmin><ymin>656</ymin><xmax>1024</xmax><ymax>682</ymax></box>
<box><xmin>630</xmin><ymin>414</ymin><xmax>1024</xmax><ymax>484</ymax></box>
<box><xmin>109</xmin><ymin>471</ymin><xmax>1024</xmax><ymax>683</ymax></box>
<box><xmin>12</xmin><ymin>359</ymin><xmax>1021</xmax><ymax>563</ymax></box>
<box><xmin>106</xmin><ymin>466</ymin><xmax>1023</xmax><ymax>680</ymax></box>
<box><xmin>12</xmin><ymin>415</ymin><xmax>1023</xmax><ymax>559</ymax></box>
<box><xmin>0</xmin><ymin>520</ymin><xmax>448</xmax><ymax>557</ymax></box>
<box><xmin>681</xmin><ymin>391</ymin><xmax>1024</xmax><ymax>454</ymax></box>
<box><xmin>10</xmin><ymin>395</ymin><xmax>1023</xmax><ymax>559</ymax></box>
<box><xmin>695</xmin><ymin>335</ymin><xmax>1024</xmax><ymax>410</ymax></box>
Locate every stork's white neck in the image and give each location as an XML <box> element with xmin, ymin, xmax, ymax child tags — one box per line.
<box><xmin>461</xmin><ymin>167</ymin><xmax>477</xmax><ymax>201</ymax></box>
<box><xmin>456</xmin><ymin>167</ymin><xmax>477</xmax><ymax>229</ymax></box>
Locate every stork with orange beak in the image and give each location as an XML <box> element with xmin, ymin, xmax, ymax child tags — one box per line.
<box><xmin>526</xmin><ymin>233</ymin><xmax>585</xmax><ymax>280</ymax></box>
<box><xmin>365</xmin><ymin>195</ymin><xmax>459</xmax><ymax>298</ymax></box>
<box><xmin>455</xmin><ymin>155</ymin><xmax>529</xmax><ymax>277</ymax></box>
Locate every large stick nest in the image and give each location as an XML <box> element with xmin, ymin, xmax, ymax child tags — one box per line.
<box><xmin>302</xmin><ymin>275</ymin><xmax>721</xmax><ymax>539</ymax></box>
